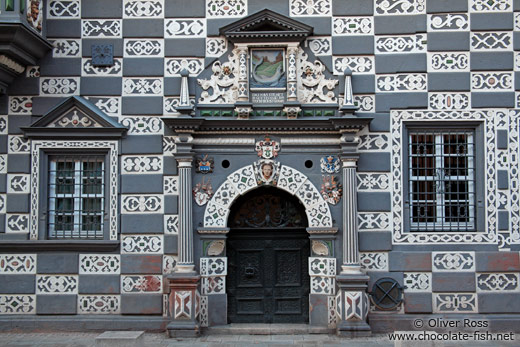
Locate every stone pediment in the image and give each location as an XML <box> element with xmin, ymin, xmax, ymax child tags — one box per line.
<box><xmin>22</xmin><ymin>96</ymin><xmax>127</xmax><ymax>138</ymax></box>
<box><xmin>219</xmin><ymin>9</ymin><xmax>313</xmax><ymax>43</ymax></box>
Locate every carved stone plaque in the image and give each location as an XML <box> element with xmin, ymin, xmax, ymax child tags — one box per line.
<box><xmin>251</xmin><ymin>92</ymin><xmax>285</xmax><ymax>104</ymax></box>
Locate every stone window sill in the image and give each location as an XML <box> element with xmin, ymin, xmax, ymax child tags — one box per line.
<box><xmin>0</xmin><ymin>240</ymin><xmax>120</xmax><ymax>252</ymax></box>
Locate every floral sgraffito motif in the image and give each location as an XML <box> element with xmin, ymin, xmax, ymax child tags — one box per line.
<box><xmin>321</xmin><ymin>175</ymin><xmax>342</xmax><ymax>205</ymax></box>
<box><xmin>193</xmin><ymin>178</ymin><xmax>214</xmax><ymax>206</ymax></box>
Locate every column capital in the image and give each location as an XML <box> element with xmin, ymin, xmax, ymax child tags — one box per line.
<box><xmin>341</xmin><ymin>157</ymin><xmax>358</xmax><ymax>168</ymax></box>
<box><xmin>177</xmin><ymin>158</ymin><xmax>193</xmax><ymax>167</ymax></box>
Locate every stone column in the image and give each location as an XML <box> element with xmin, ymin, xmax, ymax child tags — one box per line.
<box><xmin>341</xmin><ymin>159</ymin><xmax>362</xmax><ymax>275</ymax></box>
<box><xmin>283</xmin><ymin>43</ymin><xmax>301</xmax><ymax>119</ymax></box>
<box><xmin>234</xmin><ymin>44</ymin><xmax>252</xmax><ymax>119</ymax></box>
<box><xmin>176</xmin><ymin>158</ymin><xmax>195</xmax><ymax>273</ymax></box>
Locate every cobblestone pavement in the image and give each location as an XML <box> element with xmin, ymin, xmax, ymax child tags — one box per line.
<box><xmin>0</xmin><ymin>332</ymin><xmax>519</xmax><ymax>347</ymax></box>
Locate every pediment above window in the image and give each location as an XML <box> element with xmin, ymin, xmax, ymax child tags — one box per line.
<box><xmin>219</xmin><ymin>9</ymin><xmax>313</xmax><ymax>43</ymax></box>
<box><xmin>22</xmin><ymin>96</ymin><xmax>127</xmax><ymax>139</ymax></box>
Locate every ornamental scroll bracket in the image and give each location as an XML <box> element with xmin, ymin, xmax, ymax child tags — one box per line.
<box><xmin>197</xmin><ymin>49</ymin><xmax>240</xmax><ymax>104</ymax></box>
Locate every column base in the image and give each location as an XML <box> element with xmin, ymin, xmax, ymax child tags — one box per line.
<box><xmin>167</xmin><ymin>273</ymin><xmax>201</xmax><ymax>338</ymax></box>
<box><xmin>167</xmin><ymin>321</ymin><xmax>200</xmax><ymax>338</ymax></box>
<box><xmin>336</xmin><ymin>320</ymin><xmax>371</xmax><ymax>337</ymax></box>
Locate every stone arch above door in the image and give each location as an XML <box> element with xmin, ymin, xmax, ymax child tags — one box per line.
<box><xmin>203</xmin><ymin>164</ymin><xmax>332</xmax><ymax>228</ymax></box>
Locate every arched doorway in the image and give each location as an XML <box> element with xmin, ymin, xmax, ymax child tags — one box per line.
<box><xmin>226</xmin><ymin>187</ymin><xmax>310</xmax><ymax>323</ymax></box>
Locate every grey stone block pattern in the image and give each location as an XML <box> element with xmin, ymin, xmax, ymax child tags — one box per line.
<box><xmin>121</xmin><ymin>214</ymin><xmax>164</xmax><ymax>234</ymax></box>
<box><xmin>120</xmin><ymin>294</ymin><xmax>163</xmax><ymax>314</ymax></box>
<box><xmin>470</xmin><ymin>13</ymin><xmax>514</xmax><ymax>31</ymax></box>
<box><xmin>358</xmin><ymin>192</ymin><xmax>391</xmax><ymax>212</ymax></box>
<box><xmin>332</xmin><ymin>37</ymin><xmax>374</xmax><ymax>55</ymax></box>
<box><xmin>37</xmin><ymin>295</ymin><xmax>78</xmax><ymax>314</ymax></box>
<box><xmin>374</xmin><ymin>15</ymin><xmax>426</xmax><ymax>35</ymax></box>
<box><xmin>432</xmin><ymin>273</ymin><xmax>475</xmax><ymax>292</ymax></box>
<box><xmin>389</xmin><ymin>252</ymin><xmax>432</xmax><ymax>272</ymax></box>
<box><xmin>79</xmin><ymin>275</ymin><xmax>120</xmax><ymax>294</ymax></box>
<box><xmin>0</xmin><ymin>275</ymin><xmax>35</xmax><ymax>294</ymax></box>
<box><xmin>359</xmin><ymin>232</ymin><xmax>392</xmax><ymax>252</ymax></box>
<box><xmin>37</xmin><ymin>254</ymin><xmax>79</xmax><ymax>274</ymax></box>
<box><xmin>427</xmin><ymin>32</ymin><xmax>470</xmax><ymax>52</ymax></box>
<box><xmin>404</xmin><ymin>293</ymin><xmax>433</xmax><ymax>313</ymax></box>
<box><xmin>120</xmin><ymin>255</ymin><xmax>162</xmax><ymax>274</ymax></box>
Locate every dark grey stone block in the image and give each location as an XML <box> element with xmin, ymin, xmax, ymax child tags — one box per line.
<box><xmin>427</xmin><ymin>32</ymin><xmax>470</xmax><ymax>51</ymax></box>
<box><xmin>498</xmin><ymin>170</ymin><xmax>509</xmax><ymax>189</ymax></box>
<box><xmin>7</xmin><ymin>76</ymin><xmax>40</xmax><ymax>95</ymax></box>
<box><xmin>516</xmin><ymin>0</ymin><xmax>520</xmax><ymax>10</ymax></box>
<box><xmin>332</xmin><ymin>36</ymin><xmax>374</xmax><ymax>55</ymax></box>
<box><xmin>292</xmin><ymin>17</ymin><xmax>331</xmax><ymax>36</ymax></box>
<box><xmin>428</xmin><ymin>73</ymin><xmax>470</xmax><ymax>91</ymax></box>
<box><xmin>121</xmin><ymin>135</ymin><xmax>163</xmax><ymax>154</ymax></box>
<box><xmin>121</xmin><ymin>214</ymin><xmax>163</xmax><ymax>233</ymax></box>
<box><xmin>404</xmin><ymin>293</ymin><xmax>432</xmax><ymax>313</ymax></box>
<box><xmin>0</xmin><ymin>95</ymin><xmax>6</xmax><ymax>113</ymax></box>
<box><xmin>6</xmin><ymin>194</ymin><xmax>30</xmax><ymax>213</ymax></box>
<box><xmin>121</xmin><ymin>97</ymin><xmax>163</xmax><ymax>115</ymax></box>
<box><xmin>47</xmin><ymin>20</ymin><xmax>81</xmax><ymax>38</ymax></box>
<box><xmin>0</xmin><ymin>275</ymin><xmax>35</xmax><ymax>293</ymax></box>
<box><xmin>32</xmin><ymin>97</ymin><xmax>66</xmax><ymax>116</ymax></box>
<box><xmin>249</xmin><ymin>0</ymin><xmax>289</xmax><ymax>14</ymax></box>
<box><xmin>375</xmin><ymin>54</ymin><xmax>426</xmax><ymax>73</ymax></box>
<box><xmin>121</xmin><ymin>294</ymin><xmax>162</xmax><ymax>314</ymax></box>
<box><xmin>164</xmin><ymin>195</ymin><xmax>178</xmax><ymax>214</ymax></box>
<box><xmin>515</xmin><ymin>32</ymin><xmax>520</xmax><ymax>51</ymax></box>
<box><xmin>164</xmin><ymin>39</ymin><xmax>205</xmax><ymax>57</ymax></box>
<box><xmin>208</xmin><ymin>294</ymin><xmax>227</xmax><ymax>326</ymax></box>
<box><xmin>471</xmin><ymin>93</ymin><xmax>515</xmax><ymax>108</ymax></box>
<box><xmin>358</xmin><ymin>152</ymin><xmax>391</xmax><ymax>172</ymax></box>
<box><xmin>352</xmin><ymin>75</ymin><xmax>375</xmax><ymax>94</ymax></box>
<box><xmin>0</xmin><ymin>233</ymin><xmax>27</xmax><ymax>240</ymax></box>
<box><xmin>123</xmin><ymin>19</ymin><xmax>164</xmax><ymax>38</ymax></box>
<box><xmin>499</xmin><ymin>211</ymin><xmax>509</xmax><ymax>231</ymax></box>
<box><xmin>82</xmin><ymin>39</ymin><xmax>124</xmax><ymax>57</ymax></box>
<box><xmin>123</xmin><ymin>58</ymin><xmax>164</xmax><ymax>77</ymax></box>
<box><xmin>475</xmin><ymin>252</ymin><xmax>520</xmax><ymax>272</ymax></box>
<box><xmin>164</xmin><ymin>0</ymin><xmax>205</xmax><ymax>17</ymax></box>
<box><xmin>367</xmin><ymin>271</ymin><xmax>404</xmax><ymax>292</ymax></box>
<box><xmin>497</xmin><ymin>130</ymin><xmax>508</xmax><ymax>149</ymax></box>
<box><xmin>164</xmin><ymin>235</ymin><xmax>178</xmax><ymax>254</ymax></box>
<box><xmin>333</xmin><ymin>0</ymin><xmax>373</xmax><ymax>15</ymax></box>
<box><xmin>389</xmin><ymin>252</ymin><xmax>432</xmax><ymax>271</ymax></box>
<box><xmin>470</xmin><ymin>52</ymin><xmax>513</xmax><ymax>71</ymax></box>
<box><xmin>8</xmin><ymin>115</ymin><xmax>31</xmax><ymax>135</ymax></box>
<box><xmin>0</xmin><ymin>174</ymin><xmax>6</xmax><ymax>193</ymax></box>
<box><xmin>471</xmin><ymin>13</ymin><xmax>514</xmax><ymax>31</ymax></box>
<box><xmin>517</xmin><ymin>72</ymin><xmax>520</xmax><ymax>90</ymax></box>
<box><xmin>0</xmin><ymin>136</ymin><xmax>6</xmax><ymax>154</ymax></box>
<box><xmin>374</xmin><ymin>15</ymin><xmax>426</xmax><ymax>35</ymax></box>
<box><xmin>120</xmin><ymin>255</ymin><xmax>162</xmax><ymax>274</ymax></box>
<box><xmin>80</xmin><ymin>77</ymin><xmax>122</xmax><ymax>96</ymax></box>
<box><xmin>82</xmin><ymin>0</ymin><xmax>122</xmax><ymax>18</ymax></box>
<box><xmin>432</xmin><ymin>272</ymin><xmax>475</xmax><ymax>292</ymax></box>
<box><xmin>359</xmin><ymin>232</ymin><xmax>392</xmax><ymax>251</ymax></box>
<box><xmin>164</xmin><ymin>77</ymin><xmax>197</xmax><ymax>96</ymax></box>
<box><xmin>37</xmin><ymin>294</ymin><xmax>77</xmax><ymax>314</ymax></box>
<box><xmin>479</xmin><ymin>293</ymin><xmax>520</xmax><ymax>313</ymax></box>
<box><xmin>375</xmin><ymin>93</ymin><xmax>428</xmax><ymax>112</ymax></box>
<box><xmin>427</xmin><ymin>0</ymin><xmax>467</xmax><ymax>12</ymax></box>
<box><xmin>78</xmin><ymin>275</ymin><xmax>119</xmax><ymax>294</ymax></box>
<box><xmin>39</xmin><ymin>56</ymin><xmax>81</xmax><ymax>77</ymax></box>
<box><xmin>163</xmin><ymin>157</ymin><xmax>178</xmax><ymax>175</ymax></box>
<box><xmin>358</xmin><ymin>192</ymin><xmax>391</xmax><ymax>212</ymax></box>
<box><xmin>207</xmin><ymin>18</ymin><xmax>237</xmax><ymax>36</ymax></box>
<box><xmin>369</xmin><ymin>113</ymin><xmax>390</xmax><ymax>132</ymax></box>
<box><xmin>309</xmin><ymin>294</ymin><xmax>328</xmax><ymax>327</ymax></box>
<box><xmin>37</xmin><ymin>254</ymin><xmax>79</xmax><ymax>274</ymax></box>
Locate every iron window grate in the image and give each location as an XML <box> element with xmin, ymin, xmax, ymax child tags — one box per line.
<box><xmin>409</xmin><ymin>130</ymin><xmax>476</xmax><ymax>232</ymax></box>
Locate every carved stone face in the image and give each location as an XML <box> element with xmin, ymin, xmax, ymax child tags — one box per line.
<box><xmin>262</xmin><ymin>163</ymin><xmax>273</xmax><ymax>179</ymax></box>
<box><xmin>30</xmin><ymin>1</ymin><xmax>40</xmax><ymax>21</ymax></box>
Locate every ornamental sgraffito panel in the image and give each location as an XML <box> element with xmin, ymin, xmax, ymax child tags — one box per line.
<box><xmin>428</xmin><ymin>93</ymin><xmax>470</xmax><ymax>110</ymax></box>
<box><xmin>516</xmin><ymin>13</ymin><xmax>520</xmax><ymax>30</ymax></box>
<box><xmin>40</xmin><ymin>77</ymin><xmax>80</xmax><ymax>96</ymax></box>
<box><xmin>123</xmin><ymin>0</ymin><xmax>163</xmax><ymax>18</ymax></box>
<box><xmin>165</xmin><ymin>58</ymin><xmax>204</xmax><ymax>77</ymax></box>
<box><xmin>277</xmin><ymin>166</ymin><xmax>307</xmax><ymax>195</ymax></box>
<box><xmin>79</xmin><ymin>254</ymin><xmax>120</xmax><ymax>274</ymax></box>
<box><xmin>476</xmin><ymin>273</ymin><xmax>519</xmax><ymax>291</ymax></box>
<box><xmin>119</xmin><ymin>116</ymin><xmax>162</xmax><ymax>135</ymax></box>
<box><xmin>432</xmin><ymin>252</ymin><xmax>475</xmax><ymax>272</ymax></box>
<box><xmin>0</xmin><ymin>116</ymin><xmax>6</xmax><ymax>135</ymax></box>
<box><xmin>200</xmin><ymin>295</ymin><xmax>208</xmax><ymax>326</ymax></box>
<box><xmin>51</xmin><ymin>39</ymin><xmax>81</xmax><ymax>58</ymax></box>
<box><xmin>9</xmin><ymin>136</ymin><xmax>30</xmax><ymax>154</ymax></box>
<box><xmin>201</xmin><ymin>276</ymin><xmax>226</xmax><ymax>295</ymax></box>
<box><xmin>7</xmin><ymin>174</ymin><xmax>30</xmax><ymax>194</ymax></box>
<box><xmin>164</xmin><ymin>97</ymin><xmax>196</xmax><ymax>115</ymax></box>
<box><xmin>200</xmin><ymin>257</ymin><xmax>227</xmax><ymax>276</ymax></box>
<box><xmin>358</xmin><ymin>212</ymin><xmax>391</xmax><ymax>232</ymax></box>
<box><xmin>333</xmin><ymin>17</ymin><xmax>373</xmax><ymax>35</ymax></box>
<box><xmin>428</xmin><ymin>14</ymin><xmax>469</xmax><ymax>31</ymax></box>
<box><xmin>0</xmin><ymin>255</ymin><xmax>36</xmax><ymax>274</ymax></box>
<box><xmin>121</xmin><ymin>275</ymin><xmax>162</xmax><ymax>293</ymax></box>
<box><xmin>289</xmin><ymin>0</ymin><xmax>331</xmax><ymax>16</ymax></box>
<box><xmin>333</xmin><ymin>56</ymin><xmax>374</xmax><ymax>75</ymax></box>
<box><xmin>26</xmin><ymin>66</ymin><xmax>40</xmax><ymax>78</ymax></box>
<box><xmin>165</xmin><ymin>19</ymin><xmax>206</xmax><ymax>38</ymax></box>
<box><xmin>86</xmin><ymin>97</ymin><xmax>121</xmax><ymax>116</ymax></box>
<box><xmin>307</xmin><ymin>37</ymin><xmax>331</xmax><ymax>56</ymax></box>
<box><xmin>163</xmin><ymin>255</ymin><xmax>178</xmax><ymax>274</ymax></box>
<box><xmin>206</xmin><ymin>37</ymin><xmax>227</xmax><ymax>57</ymax></box>
<box><xmin>403</xmin><ymin>273</ymin><xmax>431</xmax><ymax>292</ymax></box>
<box><xmin>510</xmin><ymin>111</ymin><xmax>520</xmax><ymax>243</ymax></box>
<box><xmin>6</xmin><ymin>214</ymin><xmax>29</xmax><ymax>233</ymax></box>
<box><xmin>82</xmin><ymin>58</ymin><xmax>122</xmax><ymax>76</ymax></box>
<box><xmin>0</xmin><ymin>155</ymin><xmax>6</xmax><ymax>174</ymax></box>
<box><xmin>470</xmin><ymin>0</ymin><xmax>512</xmax><ymax>12</ymax></box>
<box><xmin>357</xmin><ymin>173</ymin><xmax>390</xmax><ymax>191</ymax></box>
<box><xmin>433</xmin><ymin>293</ymin><xmax>477</xmax><ymax>313</ymax></box>
<box><xmin>162</xmin><ymin>136</ymin><xmax>177</xmax><ymax>155</ymax></box>
<box><xmin>350</xmin><ymin>95</ymin><xmax>374</xmax><ymax>112</ymax></box>
<box><xmin>376</xmin><ymin>73</ymin><xmax>427</xmax><ymax>93</ymax></box>
<box><xmin>9</xmin><ymin>96</ymin><xmax>32</xmax><ymax>115</ymax></box>
<box><xmin>311</xmin><ymin>276</ymin><xmax>335</xmax><ymax>295</ymax></box>
<box><xmin>206</xmin><ymin>0</ymin><xmax>247</xmax><ymax>18</ymax></box>
<box><xmin>124</xmin><ymin>39</ymin><xmax>163</xmax><ymax>57</ymax></box>
<box><xmin>122</xmin><ymin>195</ymin><xmax>163</xmax><ymax>214</ymax></box>
<box><xmin>82</xmin><ymin>20</ymin><xmax>122</xmax><ymax>38</ymax></box>
<box><xmin>0</xmin><ymin>295</ymin><xmax>35</xmax><ymax>314</ymax></box>
<box><xmin>78</xmin><ymin>295</ymin><xmax>120</xmax><ymax>314</ymax></box>
<box><xmin>123</xmin><ymin>78</ymin><xmax>163</xmax><ymax>96</ymax></box>
<box><xmin>360</xmin><ymin>252</ymin><xmax>388</xmax><ymax>271</ymax></box>
<box><xmin>164</xmin><ymin>176</ymin><xmax>179</xmax><ymax>195</ymax></box>
<box><xmin>375</xmin><ymin>0</ymin><xmax>425</xmax><ymax>15</ymax></box>
<box><xmin>428</xmin><ymin>52</ymin><xmax>469</xmax><ymax>72</ymax></box>
<box><xmin>358</xmin><ymin>133</ymin><xmax>390</xmax><ymax>152</ymax></box>
<box><xmin>0</xmin><ymin>194</ymin><xmax>5</xmax><ymax>213</ymax></box>
<box><xmin>309</xmin><ymin>257</ymin><xmax>336</xmax><ymax>277</ymax></box>
<box><xmin>471</xmin><ymin>32</ymin><xmax>512</xmax><ymax>51</ymax></box>
<box><xmin>122</xmin><ymin>156</ymin><xmax>163</xmax><ymax>175</ymax></box>
<box><xmin>471</xmin><ymin>72</ymin><xmax>513</xmax><ymax>91</ymax></box>
<box><xmin>121</xmin><ymin>235</ymin><xmax>163</xmax><ymax>254</ymax></box>
<box><xmin>36</xmin><ymin>275</ymin><xmax>78</xmax><ymax>294</ymax></box>
<box><xmin>48</xmin><ymin>0</ymin><xmax>80</xmax><ymax>18</ymax></box>
<box><xmin>375</xmin><ymin>34</ymin><xmax>426</xmax><ymax>54</ymax></box>
<box><xmin>164</xmin><ymin>215</ymin><xmax>179</xmax><ymax>234</ymax></box>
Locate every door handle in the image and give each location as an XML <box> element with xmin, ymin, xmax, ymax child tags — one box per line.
<box><xmin>244</xmin><ymin>266</ymin><xmax>255</xmax><ymax>277</ymax></box>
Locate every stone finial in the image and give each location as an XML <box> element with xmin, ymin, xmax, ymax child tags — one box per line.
<box><xmin>340</xmin><ymin>67</ymin><xmax>357</xmax><ymax>114</ymax></box>
<box><xmin>177</xmin><ymin>68</ymin><xmax>193</xmax><ymax>115</ymax></box>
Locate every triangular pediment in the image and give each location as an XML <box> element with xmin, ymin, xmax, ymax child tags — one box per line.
<box><xmin>22</xmin><ymin>96</ymin><xmax>127</xmax><ymax>139</ymax></box>
<box><xmin>220</xmin><ymin>9</ymin><xmax>313</xmax><ymax>43</ymax></box>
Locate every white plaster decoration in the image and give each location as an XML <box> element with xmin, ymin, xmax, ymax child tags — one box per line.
<box><xmin>359</xmin><ymin>252</ymin><xmax>388</xmax><ymax>271</ymax></box>
<box><xmin>7</xmin><ymin>174</ymin><xmax>30</xmax><ymax>194</ymax></box>
<box><xmin>471</xmin><ymin>32</ymin><xmax>512</xmax><ymax>51</ymax></box>
<box><xmin>375</xmin><ymin>34</ymin><xmax>426</xmax><ymax>54</ymax></box>
<box><xmin>200</xmin><ymin>257</ymin><xmax>227</xmax><ymax>276</ymax></box>
<box><xmin>211</xmin><ymin>180</ymin><xmax>239</xmax><ymax>208</ymax></box>
<box><xmin>376</xmin><ymin>73</ymin><xmax>427</xmax><ymax>93</ymax></box>
<box><xmin>119</xmin><ymin>116</ymin><xmax>162</xmax><ymax>135</ymax></box>
<box><xmin>516</xmin><ymin>13</ymin><xmax>520</xmax><ymax>30</ymax></box>
<box><xmin>36</xmin><ymin>275</ymin><xmax>78</xmax><ymax>294</ymax></box>
<box><xmin>428</xmin><ymin>14</ymin><xmax>469</xmax><ymax>31</ymax></box>
<box><xmin>432</xmin><ymin>252</ymin><xmax>475</xmax><ymax>272</ymax></box>
<box><xmin>297</xmin><ymin>48</ymin><xmax>338</xmax><ymax>104</ymax></box>
<box><xmin>48</xmin><ymin>0</ymin><xmax>80</xmax><ymax>18</ymax></box>
<box><xmin>0</xmin><ymin>255</ymin><xmax>36</xmax><ymax>274</ymax></box>
<box><xmin>79</xmin><ymin>255</ymin><xmax>120</xmax><ymax>274</ymax></box>
<box><xmin>403</xmin><ymin>273</ymin><xmax>432</xmax><ymax>292</ymax></box>
<box><xmin>357</xmin><ymin>173</ymin><xmax>390</xmax><ymax>191</ymax></box>
<box><xmin>164</xmin><ymin>97</ymin><xmax>196</xmax><ymax>115</ymax></box>
<box><xmin>121</xmin><ymin>235</ymin><xmax>163</xmax><ymax>254</ymax></box>
<box><xmin>163</xmin><ymin>255</ymin><xmax>178</xmax><ymax>274</ymax></box>
<box><xmin>428</xmin><ymin>52</ymin><xmax>469</xmax><ymax>72</ymax></box>
<box><xmin>352</xmin><ymin>95</ymin><xmax>375</xmax><ymax>112</ymax></box>
<box><xmin>82</xmin><ymin>58</ymin><xmax>122</xmax><ymax>76</ymax></box>
<box><xmin>206</xmin><ymin>37</ymin><xmax>227</xmax><ymax>57</ymax></box>
<box><xmin>78</xmin><ymin>295</ymin><xmax>120</xmax><ymax>314</ymax></box>
<box><xmin>236</xmin><ymin>46</ymin><xmax>249</xmax><ymax>102</ymax></box>
<box><xmin>0</xmin><ymin>155</ymin><xmax>6</xmax><ymax>174</ymax></box>
<box><xmin>206</xmin><ymin>0</ymin><xmax>247</xmax><ymax>18</ymax></box>
<box><xmin>201</xmin><ymin>276</ymin><xmax>226</xmax><ymax>295</ymax></box>
<box><xmin>333</xmin><ymin>56</ymin><xmax>374</xmax><ymax>75</ymax></box>
<box><xmin>0</xmin><ymin>194</ymin><xmax>5</xmax><ymax>214</ymax></box>
<box><xmin>163</xmin><ymin>136</ymin><xmax>177</xmax><ymax>155</ymax></box>
<box><xmin>0</xmin><ymin>116</ymin><xmax>7</xmax><ymax>135</ymax></box>
<box><xmin>476</xmin><ymin>273</ymin><xmax>519</xmax><ymax>292</ymax></box>
<box><xmin>85</xmin><ymin>97</ymin><xmax>121</xmax><ymax>116</ymax></box>
<box><xmin>198</xmin><ymin>49</ymin><xmax>239</xmax><ymax>104</ymax></box>
<box><xmin>333</xmin><ymin>17</ymin><xmax>373</xmax><ymax>35</ymax></box>
<box><xmin>511</xmin><ymin>111</ymin><xmax>520</xmax><ymax>243</ymax></box>
<box><xmin>121</xmin><ymin>195</ymin><xmax>163</xmax><ymax>214</ymax></box>
<box><xmin>124</xmin><ymin>39</ymin><xmax>163</xmax><ymax>57</ymax></box>
<box><xmin>343</xmin><ymin>292</ymin><xmax>368</xmax><ymax>320</ymax></box>
<box><xmin>358</xmin><ymin>212</ymin><xmax>391</xmax><ymax>232</ymax></box>
<box><xmin>123</xmin><ymin>78</ymin><xmax>163</xmax><ymax>96</ymax></box>
<box><xmin>358</xmin><ymin>133</ymin><xmax>390</xmax><ymax>152</ymax></box>
<box><xmin>471</xmin><ymin>72</ymin><xmax>513</xmax><ymax>91</ymax></box>
<box><xmin>165</xmin><ymin>58</ymin><xmax>204</xmax><ymax>77</ymax></box>
<box><xmin>122</xmin><ymin>155</ymin><xmax>163</xmax><ymax>175</ymax></box>
<box><xmin>311</xmin><ymin>276</ymin><xmax>335</xmax><ymax>295</ymax></box>
<box><xmin>82</xmin><ymin>20</ymin><xmax>122</xmax><ymax>38</ymax></box>
<box><xmin>164</xmin><ymin>215</ymin><xmax>179</xmax><ymax>235</ymax></box>
<box><xmin>122</xmin><ymin>275</ymin><xmax>162</xmax><ymax>293</ymax></box>
<box><xmin>517</xmin><ymin>93</ymin><xmax>520</xmax><ymax>108</ymax></box>
<box><xmin>327</xmin><ymin>296</ymin><xmax>337</xmax><ymax>328</ymax></box>
<box><xmin>0</xmin><ymin>295</ymin><xmax>36</xmax><ymax>314</ymax></box>
<box><xmin>8</xmin><ymin>136</ymin><xmax>30</xmax><ymax>154</ymax></box>
<box><xmin>309</xmin><ymin>257</ymin><xmax>336</xmax><ymax>277</ymax></box>
<box><xmin>40</xmin><ymin>77</ymin><xmax>80</xmax><ymax>96</ymax></box>
<box><xmin>200</xmin><ymin>295</ymin><xmax>208</xmax><ymax>326</ymax></box>
<box><xmin>50</xmin><ymin>39</ymin><xmax>81</xmax><ymax>58</ymax></box>
<box><xmin>9</xmin><ymin>96</ymin><xmax>32</xmax><ymax>115</ymax></box>
<box><xmin>307</xmin><ymin>37</ymin><xmax>332</xmax><ymax>56</ymax></box>
<box><xmin>433</xmin><ymin>293</ymin><xmax>478</xmax><ymax>313</ymax></box>
<box><xmin>26</xmin><ymin>66</ymin><xmax>40</xmax><ymax>78</ymax></box>
<box><xmin>164</xmin><ymin>176</ymin><xmax>179</xmax><ymax>195</ymax></box>
<box><xmin>50</xmin><ymin>110</ymin><xmax>102</xmax><ymax>128</ymax></box>
<box><xmin>174</xmin><ymin>291</ymin><xmax>192</xmax><ymax>319</ymax></box>
<box><xmin>30</xmin><ymin>141</ymin><xmax>119</xmax><ymax>240</ymax></box>
<box><xmin>470</xmin><ymin>0</ymin><xmax>512</xmax><ymax>12</ymax></box>
<box><xmin>6</xmin><ymin>214</ymin><xmax>29</xmax><ymax>233</ymax></box>
<box><xmin>165</xmin><ymin>18</ymin><xmax>206</xmax><ymax>38</ymax></box>
<box><xmin>289</xmin><ymin>0</ymin><xmax>331</xmax><ymax>16</ymax></box>
<box><xmin>123</xmin><ymin>0</ymin><xmax>164</xmax><ymax>18</ymax></box>
<box><xmin>515</xmin><ymin>52</ymin><xmax>520</xmax><ymax>70</ymax></box>
<box><xmin>428</xmin><ymin>93</ymin><xmax>470</xmax><ymax>110</ymax></box>
<box><xmin>391</xmin><ymin>110</ymin><xmax>497</xmax><ymax>244</ymax></box>
<box><xmin>0</xmin><ymin>55</ymin><xmax>25</xmax><ymax>74</ymax></box>
<box><xmin>375</xmin><ymin>0</ymin><xmax>425</xmax><ymax>15</ymax></box>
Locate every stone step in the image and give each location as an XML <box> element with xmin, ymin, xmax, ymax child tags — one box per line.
<box><xmin>95</xmin><ymin>331</ymin><xmax>145</xmax><ymax>347</ymax></box>
<box><xmin>204</xmin><ymin>323</ymin><xmax>334</xmax><ymax>335</ymax></box>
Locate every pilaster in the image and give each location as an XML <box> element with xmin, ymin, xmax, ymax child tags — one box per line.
<box><xmin>166</xmin><ymin>273</ymin><xmax>201</xmax><ymax>337</ymax></box>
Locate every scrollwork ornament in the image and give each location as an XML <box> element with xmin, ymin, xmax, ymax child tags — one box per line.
<box><xmin>297</xmin><ymin>49</ymin><xmax>338</xmax><ymax>104</ymax></box>
<box><xmin>198</xmin><ymin>49</ymin><xmax>239</xmax><ymax>104</ymax></box>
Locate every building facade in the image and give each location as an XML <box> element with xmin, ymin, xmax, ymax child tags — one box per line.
<box><xmin>1</xmin><ymin>0</ymin><xmax>520</xmax><ymax>336</ymax></box>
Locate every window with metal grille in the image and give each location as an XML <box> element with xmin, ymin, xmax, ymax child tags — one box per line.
<box><xmin>48</xmin><ymin>156</ymin><xmax>105</xmax><ymax>239</ymax></box>
<box><xmin>408</xmin><ymin>131</ymin><xmax>475</xmax><ymax>232</ymax></box>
